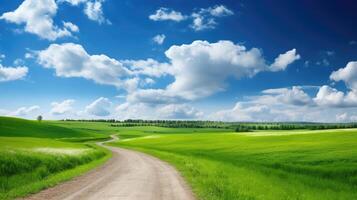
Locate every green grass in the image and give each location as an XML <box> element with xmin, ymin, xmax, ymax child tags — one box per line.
<box><xmin>111</xmin><ymin>127</ymin><xmax>357</xmax><ymax>200</ymax></box>
<box><xmin>0</xmin><ymin>117</ymin><xmax>104</xmax><ymax>139</ymax></box>
<box><xmin>4</xmin><ymin>117</ymin><xmax>357</xmax><ymax>199</ymax></box>
<box><xmin>0</xmin><ymin>136</ymin><xmax>110</xmax><ymax>199</ymax></box>
<box><xmin>46</xmin><ymin>121</ymin><xmax>231</xmax><ymax>140</ymax></box>
<box><xmin>0</xmin><ymin>117</ymin><xmax>112</xmax><ymax>199</ymax></box>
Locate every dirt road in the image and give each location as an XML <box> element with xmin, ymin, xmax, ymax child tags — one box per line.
<box><xmin>25</xmin><ymin>136</ymin><xmax>195</xmax><ymax>200</ymax></box>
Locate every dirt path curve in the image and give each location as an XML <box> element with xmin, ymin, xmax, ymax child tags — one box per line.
<box><xmin>24</xmin><ymin>135</ymin><xmax>196</xmax><ymax>200</ymax></box>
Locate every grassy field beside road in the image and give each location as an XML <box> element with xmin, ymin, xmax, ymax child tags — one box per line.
<box><xmin>0</xmin><ymin>117</ymin><xmax>111</xmax><ymax>200</ymax></box>
<box><xmin>111</xmin><ymin>128</ymin><xmax>357</xmax><ymax>200</ymax></box>
<box><xmin>3</xmin><ymin>117</ymin><xmax>357</xmax><ymax>200</ymax></box>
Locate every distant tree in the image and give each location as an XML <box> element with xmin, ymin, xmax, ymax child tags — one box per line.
<box><xmin>37</xmin><ymin>115</ymin><xmax>43</xmax><ymax>122</ymax></box>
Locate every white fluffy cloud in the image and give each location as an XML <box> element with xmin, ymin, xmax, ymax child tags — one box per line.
<box><xmin>50</xmin><ymin>99</ymin><xmax>75</xmax><ymax>115</ymax></box>
<box><xmin>85</xmin><ymin>97</ymin><xmax>112</xmax><ymax>116</ymax></box>
<box><xmin>115</xmin><ymin>102</ymin><xmax>202</xmax><ymax>120</ymax></box>
<box><xmin>270</xmin><ymin>49</ymin><xmax>301</xmax><ymax>71</ymax></box>
<box><xmin>0</xmin><ymin>55</ymin><xmax>28</xmax><ymax>82</ymax></box>
<box><xmin>124</xmin><ymin>41</ymin><xmax>299</xmax><ymax>105</ymax></box>
<box><xmin>37</xmin><ymin>43</ymin><xmax>131</xmax><ymax>88</ymax></box>
<box><xmin>330</xmin><ymin>61</ymin><xmax>357</xmax><ymax>90</ymax></box>
<box><xmin>211</xmin><ymin>102</ymin><xmax>274</xmax><ymax>122</ymax></box>
<box><xmin>314</xmin><ymin>85</ymin><xmax>345</xmax><ymax>107</ymax></box>
<box><xmin>191</xmin><ymin>5</ymin><xmax>233</xmax><ymax>31</ymax></box>
<box><xmin>313</xmin><ymin>85</ymin><xmax>357</xmax><ymax>107</ymax></box>
<box><xmin>209</xmin><ymin>86</ymin><xmax>345</xmax><ymax>122</ymax></box>
<box><xmin>158</xmin><ymin>104</ymin><xmax>203</xmax><ymax>119</ymax></box>
<box><xmin>208</xmin><ymin>5</ymin><xmax>234</xmax><ymax>17</ymax></box>
<box><xmin>59</xmin><ymin>0</ymin><xmax>109</xmax><ymax>24</ymax></box>
<box><xmin>210</xmin><ymin>80</ymin><xmax>357</xmax><ymax>122</ymax></box>
<box><xmin>127</xmin><ymin>89</ymin><xmax>181</xmax><ymax>105</ymax></box>
<box><xmin>0</xmin><ymin>65</ymin><xmax>28</xmax><ymax>82</ymax></box>
<box><xmin>191</xmin><ymin>13</ymin><xmax>216</xmax><ymax>31</ymax></box>
<box><xmin>84</xmin><ymin>0</ymin><xmax>107</xmax><ymax>24</ymax></box>
<box><xmin>307</xmin><ymin>62</ymin><xmax>357</xmax><ymax>108</ymax></box>
<box><xmin>153</xmin><ymin>34</ymin><xmax>166</xmax><ymax>45</ymax></box>
<box><xmin>0</xmin><ymin>0</ymin><xmax>78</xmax><ymax>40</ymax></box>
<box><xmin>149</xmin><ymin>8</ymin><xmax>186</xmax><ymax>22</ymax></box>
<box><xmin>162</xmin><ymin>40</ymin><xmax>298</xmax><ymax>100</ymax></box>
<box><xmin>261</xmin><ymin>86</ymin><xmax>312</xmax><ymax>106</ymax></box>
<box><xmin>149</xmin><ymin>5</ymin><xmax>233</xmax><ymax>31</ymax></box>
<box><xmin>12</xmin><ymin>105</ymin><xmax>40</xmax><ymax>116</ymax></box>
<box><xmin>121</xmin><ymin>58</ymin><xmax>171</xmax><ymax>78</ymax></box>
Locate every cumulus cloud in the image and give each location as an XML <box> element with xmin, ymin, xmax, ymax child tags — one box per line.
<box><xmin>149</xmin><ymin>8</ymin><xmax>186</xmax><ymax>22</ymax></box>
<box><xmin>158</xmin><ymin>104</ymin><xmax>203</xmax><ymax>119</ymax></box>
<box><xmin>0</xmin><ymin>65</ymin><xmax>28</xmax><ymax>82</ymax></box>
<box><xmin>0</xmin><ymin>0</ymin><xmax>78</xmax><ymax>40</ymax></box>
<box><xmin>330</xmin><ymin>61</ymin><xmax>357</xmax><ymax>90</ymax></box>
<box><xmin>121</xmin><ymin>58</ymin><xmax>171</xmax><ymax>78</ymax></box>
<box><xmin>305</xmin><ymin>62</ymin><xmax>357</xmax><ymax>108</ymax></box>
<box><xmin>0</xmin><ymin>56</ymin><xmax>28</xmax><ymax>82</ymax></box>
<box><xmin>191</xmin><ymin>5</ymin><xmax>233</xmax><ymax>31</ymax></box>
<box><xmin>50</xmin><ymin>99</ymin><xmax>75</xmax><ymax>115</ymax></box>
<box><xmin>58</xmin><ymin>0</ymin><xmax>87</xmax><ymax>5</ymax></box>
<box><xmin>84</xmin><ymin>0</ymin><xmax>107</xmax><ymax>24</ymax></box>
<box><xmin>191</xmin><ymin>13</ymin><xmax>216</xmax><ymax>31</ymax></box>
<box><xmin>314</xmin><ymin>85</ymin><xmax>345</xmax><ymax>107</ymax></box>
<box><xmin>208</xmin><ymin>5</ymin><xmax>234</xmax><ymax>17</ymax></box>
<box><xmin>261</xmin><ymin>86</ymin><xmax>312</xmax><ymax>106</ymax></box>
<box><xmin>270</xmin><ymin>49</ymin><xmax>301</xmax><ymax>71</ymax></box>
<box><xmin>124</xmin><ymin>41</ymin><xmax>299</xmax><ymax>105</ymax></box>
<box><xmin>63</xmin><ymin>22</ymin><xmax>79</xmax><ymax>32</ymax></box>
<box><xmin>149</xmin><ymin>5</ymin><xmax>233</xmax><ymax>31</ymax></box>
<box><xmin>211</xmin><ymin>102</ymin><xmax>274</xmax><ymax>122</ymax></box>
<box><xmin>313</xmin><ymin>85</ymin><xmax>357</xmax><ymax>107</ymax></box>
<box><xmin>12</xmin><ymin>105</ymin><xmax>40</xmax><ymax>116</ymax></box>
<box><xmin>152</xmin><ymin>34</ymin><xmax>166</xmax><ymax>45</ymax></box>
<box><xmin>159</xmin><ymin>40</ymin><xmax>298</xmax><ymax>100</ymax></box>
<box><xmin>210</xmin><ymin>80</ymin><xmax>357</xmax><ymax>122</ymax></box>
<box><xmin>37</xmin><ymin>43</ymin><xmax>131</xmax><ymax>88</ymax></box>
<box><xmin>85</xmin><ymin>97</ymin><xmax>112</xmax><ymax>116</ymax></box>
<box><xmin>36</xmin><ymin>41</ymin><xmax>299</xmax><ymax>109</ymax></box>
<box><xmin>115</xmin><ymin>102</ymin><xmax>201</xmax><ymax>120</ymax></box>
<box><xmin>59</xmin><ymin>0</ymin><xmax>109</xmax><ymax>24</ymax></box>
<box><xmin>127</xmin><ymin>89</ymin><xmax>182</xmax><ymax>105</ymax></box>
<box><xmin>209</xmin><ymin>86</ymin><xmax>328</xmax><ymax>122</ymax></box>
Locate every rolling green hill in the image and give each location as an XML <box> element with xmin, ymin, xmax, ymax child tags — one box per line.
<box><xmin>0</xmin><ymin>117</ymin><xmax>101</xmax><ymax>139</ymax></box>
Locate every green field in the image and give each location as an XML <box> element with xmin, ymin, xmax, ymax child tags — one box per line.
<box><xmin>0</xmin><ymin>117</ymin><xmax>111</xmax><ymax>200</ymax></box>
<box><xmin>2</xmin><ymin>117</ymin><xmax>357</xmax><ymax>200</ymax></box>
<box><xmin>111</xmin><ymin>127</ymin><xmax>357</xmax><ymax>200</ymax></box>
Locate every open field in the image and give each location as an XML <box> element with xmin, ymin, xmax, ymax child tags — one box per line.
<box><xmin>111</xmin><ymin>127</ymin><xmax>357</xmax><ymax>200</ymax></box>
<box><xmin>0</xmin><ymin>117</ymin><xmax>111</xmax><ymax>200</ymax></box>
<box><xmin>2</xmin><ymin>117</ymin><xmax>357</xmax><ymax>200</ymax></box>
<box><xmin>0</xmin><ymin>117</ymin><xmax>107</xmax><ymax>139</ymax></box>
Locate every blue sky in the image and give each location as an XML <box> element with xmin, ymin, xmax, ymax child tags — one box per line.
<box><xmin>1</xmin><ymin>0</ymin><xmax>357</xmax><ymax>121</ymax></box>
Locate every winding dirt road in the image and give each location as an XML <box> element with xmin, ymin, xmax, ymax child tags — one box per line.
<box><xmin>25</xmin><ymin>136</ymin><xmax>195</xmax><ymax>200</ymax></box>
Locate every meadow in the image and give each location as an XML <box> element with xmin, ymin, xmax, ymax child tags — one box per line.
<box><xmin>0</xmin><ymin>117</ymin><xmax>111</xmax><ymax>200</ymax></box>
<box><xmin>110</xmin><ymin>127</ymin><xmax>357</xmax><ymax>200</ymax></box>
<box><xmin>2</xmin><ymin>117</ymin><xmax>357</xmax><ymax>200</ymax></box>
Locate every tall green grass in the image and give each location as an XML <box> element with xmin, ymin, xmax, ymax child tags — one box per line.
<box><xmin>0</xmin><ymin>137</ymin><xmax>110</xmax><ymax>199</ymax></box>
<box><xmin>112</xmin><ymin>128</ymin><xmax>357</xmax><ymax>200</ymax></box>
<box><xmin>0</xmin><ymin>117</ymin><xmax>112</xmax><ymax>199</ymax></box>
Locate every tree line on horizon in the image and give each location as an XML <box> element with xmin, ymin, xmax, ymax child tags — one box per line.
<box><xmin>61</xmin><ymin>119</ymin><xmax>357</xmax><ymax>131</ymax></box>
